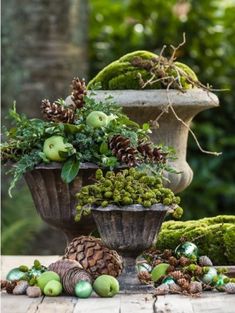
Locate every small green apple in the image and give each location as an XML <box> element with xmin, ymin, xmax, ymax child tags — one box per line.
<box><xmin>86</xmin><ymin>111</ymin><xmax>108</xmax><ymax>128</ymax></box>
<box><xmin>43</xmin><ymin>280</ymin><xmax>62</xmax><ymax>296</ymax></box>
<box><xmin>93</xmin><ymin>275</ymin><xmax>119</xmax><ymax>297</ymax></box>
<box><xmin>37</xmin><ymin>271</ymin><xmax>60</xmax><ymax>291</ymax></box>
<box><xmin>43</xmin><ymin>136</ymin><xmax>74</xmax><ymax>162</ymax></box>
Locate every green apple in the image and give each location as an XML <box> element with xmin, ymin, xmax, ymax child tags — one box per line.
<box><xmin>37</xmin><ymin>271</ymin><xmax>60</xmax><ymax>291</ymax></box>
<box><xmin>93</xmin><ymin>275</ymin><xmax>119</xmax><ymax>297</ymax></box>
<box><xmin>43</xmin><ymin>136</ymin><xmax>74</xmax><ymax>162</ymax></box>
<box><xmin>43</xmin><ymin>280</ymin><xmax>62</xmax><ymax>296</ymax></box>
<box><xmin>151</xmin><ymin>263</ymin><xmax>170</xmax><ymax>282</ymax></box>
<box><xmin>86</xmin><ymin>111</ymin><xmax>108</xmax><ymax>128</ymax></box>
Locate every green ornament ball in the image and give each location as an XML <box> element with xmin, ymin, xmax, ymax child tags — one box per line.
<box><xmin>75</xmin><ymin>280</ymin><xmax>93</xmax><ymax>298</ymax></box>
<box><xmin>202</xmin><ymin>267</ymin><xmax>217</xmax><ymax>284</ymax></box>
<box><xmin>162</xmin><ymin>277</ymin><xmax>175</xmax><ymax>285</ymax></box>
<box><xmin>175</xmin><ymin>242</ymin><xmax>198</xmax><ymax>260</ymax></box>
<box><xmin>136</xmin><ymin>263</ymin><xmax>152</xmax><ymax>273</ymax></box>
<box><xmin>28</xmin><ymin>266</ymin><xmax>46</xmax><ymax>278</ymax></box>
<box><xmin>6</xmin><ymin>268</ymin><xmax>26</xmax><ymax>281</ymax></box>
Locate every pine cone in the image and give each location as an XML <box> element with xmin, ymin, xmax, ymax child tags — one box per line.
<box><xmin>169</xmin><ymin>282</ymin><xmax>182</xmax><ymax>294</ymax></box>
<box><xmin>168</xmin><ymin>256</ymin><xmax>179</xmax><ymax>267</ymax></box>
<box><xmin>138</xmin><ymin>271</ymin><xmax>152</xmax><ymax>285</ymax></box>
<box><xmin>153</xmin><ymin>259</ymin><xmax>163</xmax><ymax>267</ymax></box>
<box><xmin>166</xmin><ymin>265</ymin><xmax>175</xmax><ymax>274</ymax></box>
<box><xmin>224</xmin><ymin>283</ymin><xmax>235</xmax><ymax>294</ymax></box>
<box><xmin>5</xmin><ymin>281</ymin><xmax>17</xmax><ymax>294</ymax></box>
<box><xmin>109</xmin><ymin>135</ymin><xmax>138</xmax><ymax>166</ymax></box>
<box><xmin>71</xmin><ymin>77</ymin><xmax>87</xmax><ymax>109</ymax></box>
<box><xmin>194</xmin><ymin>265</ymin><xmax>203</xmax><ymax>276</ymax></box>
<box><xmin>162</xmin><ymin>249</ymin><xmax>172</xmax><ymax>259</ymax></box>
<box><xmin>48</xmin><ymin>259</ymin><xmax>83</xmax><ymax>280</ymax></box>
<box><xmin>199</xmin><ymin>256</ymin><xmax>213</xmax><ymax>267</ymax></box>
<box><xmin>41</xmin><ymin>99</ymin><xmax>75</xmax><ymax>123</ymax></box>
<box><xmin>188</xmin><ymin>281</ymin><xmax>202</xmax><ymax>294</ymax></box>
<box><xmin>62</xmin><ymin>266</ymin><xmax>92</xmax><ymax>295</ymax></box>
<box><xmin>137</xmin><ymin>142</ymin><xmax>167</xmax><ymax>163</ymax></box>
<box><xmin>177</xmin><ymin>278</ymin><xmax>190</xmax><ymax>290</ymax></box>
<box><xmin>179</xmin><ymin>256</ymin><xmax>191</xmax><ymax>267</ymax></box>
<box><xmin>154</xmin><ymin>283</ymin><xmax>169</xmax><ymax>295</ymax></box>
<box><xmin>0</xmin><ymin>280</ymin><xmax>7</xmax><ymax>290</ymax></box>
<box><xmin>63</xmin><ymin>236</ymin><xmax>123</xmax><ymax>279</ymax></box>
<box><xmin>170</xmin><ymin>271</ymin><xmax>184</xmax><ymax>280</ymax></box>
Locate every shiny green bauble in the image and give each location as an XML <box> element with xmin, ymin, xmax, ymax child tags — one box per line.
<box><xmin>28</xmin><ymin>266</ymin><xmax>46</xmax><ymax>278</ymax></box>
<box><xmin>75</xmin><ymin>280</ymin><xmax>93</xmax><ymax>298</ymax></box>
<box><xmin>214</xmin><ymin>274</ymin><xmax>229</xmax><ymax>291</ymax></box>
<box><xmin>6</xmin><ymin>268</ymin><xmax>26</xmax><ymax>281</ymax></box>
<box><xmin>202</xmin><ymin>267</ymin><xmax>217</xmax><ymax>284</ymax></box>
<box><xmin>175</xmin><ymin>242</ymin><xmax>198</xmax><ymax>260</ymax></box>
<box><xmin>162</xmin><ymin>277</ymin><xmax>175</xmax><ymax>285</ymax></box>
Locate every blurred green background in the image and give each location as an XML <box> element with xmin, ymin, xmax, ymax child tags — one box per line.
<box><xmin>2</xmin><ymin>0</ymin><xmax>235</xmax><ymax>255</ymax></box>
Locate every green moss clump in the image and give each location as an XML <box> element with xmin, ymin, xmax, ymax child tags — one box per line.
<box><xmin>156</xmin><ymin>215</ymin><xmax>235</xmax><ymax>265</ymax></box>
<box><xmin>87</xmin><ymin>50</ymin><xmax>198</xmax><ymax>90</ymax></box>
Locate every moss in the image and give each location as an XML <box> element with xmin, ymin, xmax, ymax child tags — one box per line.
<box><xmin>108</xmin><ymin>69</ymin><xmax>161</xmax><ymax>90</ymax></box>
<box><xmin>119</xmin><ymin>50</ymin><xmax>157</xmax><ymax>62</ymax></box>
<box><xmin>88</xmin><ymin>50</ymin><xmax>198</xmax><ymax>91</ymax></box>
<box><xmin>156</xmin><ymin>215</ymin><xmax>235</xmax><ymax>265</ymax></box>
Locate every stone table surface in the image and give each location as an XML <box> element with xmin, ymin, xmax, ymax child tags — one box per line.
<box><xmin>1</xmin><ymin>256</ymin><xmax>235</xmax><ymax>313</ymax></box>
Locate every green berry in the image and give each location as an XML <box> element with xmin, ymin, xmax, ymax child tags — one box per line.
<box><xmin>19</xmin><ymin>265</ymin><xmax>29</xmax><ymax>272</ymax></box>
<box><xmin>163</xmin><ymin>198</ymin><xmax>171</xmax><ymax>205</ymax></box>
<box><xmin>143</xmin><ymin>200</ymin><xmax>151</xmax><ymax>207</ymax></box>
<box><xmin>172</xmin><ymin>206</ymin><xmax>183</xmax><ymax>219</ymax></box>
<box><xmin>122</xmin><ymin>196</ymin><xmax>132</xmax><ymax>205</ymax></box>
<box><xmin>33</xmin><ymin>260</ymin><xmax>41</xmax><ymax>270</ymax></box>
<box><xmin>95</xmin><ymin>169</ymin><xmax>103</xmax><ymax>180</ymax></box>
<box><xmin>101</xmin><ymin>201</ymin><xmax>108</xmax><ymax>207</ymax></box>
<box><xmin>104</xmin><ymin>191</ymin><xmax>113</xmax><ymax>199</ymax></box>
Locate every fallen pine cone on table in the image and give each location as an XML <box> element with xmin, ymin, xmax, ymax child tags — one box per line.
<box><xmin>138</xmin><ymin>271</ymin><xmax>152</xmax><ymax>285</ymax></box>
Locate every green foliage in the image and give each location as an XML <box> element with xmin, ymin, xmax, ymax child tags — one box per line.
<box><xmin>89</xmin><ymin>0</ymin><xmax>235</xmax><ymax>218</ymax></box>
<box><xmin>1</xmin><ymin>184</ymin><xmax>43</xmax><ymax>254</ymax></box>
<box><xmin>75</xmin><ymin>168</ymin><xmax>183</xmax><ymax>221</ymax></box>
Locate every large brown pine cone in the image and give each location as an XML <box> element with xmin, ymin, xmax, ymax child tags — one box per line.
<box><xmin>109</xmin><ymin>135</ymin><xmax>138</xmax><ymax>166</ymax></box>
<box><xmin>62</xmin><ymin>267</ymin><xmax>92</xmax><ymax>295</ymax></box>
<box><xmin>48</xmin><ymin>259</ymin><xmax>83</xmax><ymax>280</ymax></box>
<box><xmin>63</xmin><ymin>236</ymin><xmax>123</xmax><ymax>279</ymax></box>
<box><xmin>41</xmin><ymin>99</ymin><xmax>75</xmax><ymax>123</ymax></box>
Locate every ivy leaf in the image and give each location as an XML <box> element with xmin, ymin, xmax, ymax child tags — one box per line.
<box><xmin>61</xmin><ymin>157</ymin><xmax>80</xmax><ymax>184</ymax></box>
<box><xmin>117</xmin><ymin>115</ymin><xmax>140</xmax><ymax>128</ymax></box>
<box><xmin>142</xmin><ymin>123</ymin><xmax>150</xmax><ymax>131</ymax></box>
<box><xmin>63</xmin><ymin>123</ymin><xmax>84</xmax><ymax>134</ymax></box>
<box><xmin>99</xmin><ymin>141</ymin><xmax>109</xmax><ymax>154</ymax></box>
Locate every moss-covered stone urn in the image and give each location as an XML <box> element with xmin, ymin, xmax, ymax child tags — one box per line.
<box><xmin>88</xmin><ymin>50</ymin><xmax>219</xmax><ymax>193</ymax></box>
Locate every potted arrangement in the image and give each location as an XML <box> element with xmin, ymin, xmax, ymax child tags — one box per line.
<box><xmin>74</xmin><ymin>167</ymin><xmax>183</xmax><ymax>292</ymax></box>
<box><xmin>1</xmin><ymin>78</ymin><xmax>176</xmax><ymax>241</ymax></box>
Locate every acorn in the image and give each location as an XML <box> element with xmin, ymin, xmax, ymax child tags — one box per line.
<box><xmin>189</xmin><ymin>281</ymin><xmax>202</xmax><ymax>294</ymax></box>
<box><xmin>26</xmin><ymin>286</ymin><xmax>42</xmax><ymax>298</ymax></box>
<box><xmin>199</xmin><ymin>256</ymin><xmax>213</xmax><ymax>267</ymax></box>
<box><xmin>13</xmin><ymin>280</ymin><xmax>29</xmax><ymax>295</ymax></box>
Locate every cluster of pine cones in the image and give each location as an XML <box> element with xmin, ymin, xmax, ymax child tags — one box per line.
<box><xmin>49</xmin><ymin>236</ymin><xmax>123</xmax><ymax>295</ymax></box>
<box><xmin>41</xmin><ymin>77</ymin><xmax>87</xmax><ymax>124</ymax></box>
<box><xmin>109</xmin><ymin>135</ymin><xmax>167</xmax><ymax>167</ymax></box>
<box><xmin>137</xmin><ymin>248</ymin><xmax>235</xmax><ymax>296</ymax></box>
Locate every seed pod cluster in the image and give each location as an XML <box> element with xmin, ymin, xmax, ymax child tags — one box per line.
<box><xmin>75</xmin><ymin>168</ymin><xmax>182</xmax><ymax>221</ymax></box>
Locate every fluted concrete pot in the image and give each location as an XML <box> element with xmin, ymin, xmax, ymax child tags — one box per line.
<box><xmin>92</xmin><ymin>89</ymin><xmax>219</xmax><ymax>193</ymax></box>
<box><xmin>91</xmin><ymin>204</ymin><xmax>171</xmax><ymax>293</ymax></box>
<box><xmin>24</xmin><ymin>162</ymin><xmax>100</xmax><ymax>242</ymax></box>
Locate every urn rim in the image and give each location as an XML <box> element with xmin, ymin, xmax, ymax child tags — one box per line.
<box><xmin>91</xmin><ymin>203</ymin><xmax>172</xmax><ymax>212</ymax></box>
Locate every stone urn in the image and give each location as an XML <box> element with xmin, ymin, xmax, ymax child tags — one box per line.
<box><xmin>91</xmin><ymin>204</ymin><xmax>171</xmax><ymax>292</ymax></box>
<box><xmin>24</xmin><ymin>162</ymin><xmax>99</xmax><ymax>241</ymax></box>
<box><xmin>93</xmin><ymin>89</ymin><xmax>219</xmax><ymax>193</ymax></box>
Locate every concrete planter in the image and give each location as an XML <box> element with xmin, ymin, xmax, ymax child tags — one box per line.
<box><xmin>91</xmin><ymin>203</ymin><xmax>171</xmax><ymax>292</ymax></box>
<box><xmin>93</xmin><ymin>89</ymin><xmax>219</xmax><ymax>193</ymax></box>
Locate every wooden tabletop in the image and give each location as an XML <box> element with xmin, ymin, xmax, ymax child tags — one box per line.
<box><xmin>1</xmin><ymin>256</ymin><xmax>235</xmax><ymax>313</ymax></box>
